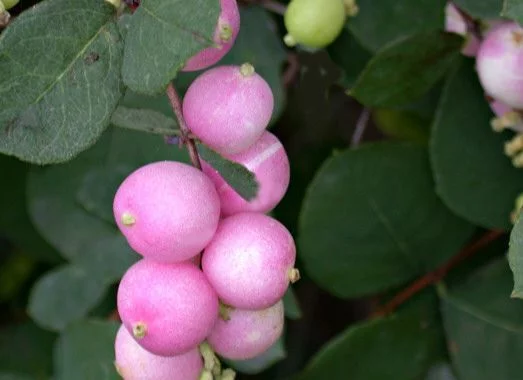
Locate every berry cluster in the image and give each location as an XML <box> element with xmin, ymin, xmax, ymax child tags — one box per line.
<box><xmin>112</xmin><ymin>1</ymin><xmax>297</xmax><ymax>379</ymax></box>
<box><xmin>445</xmin><ymin>3</ymin><xmax>523</xmax><ymax>166</ymax></box>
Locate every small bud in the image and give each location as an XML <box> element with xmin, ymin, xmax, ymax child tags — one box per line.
<box><xmin>504</xmin><ymin>134</ymin><xmax>523</xmax><ymax>157</ymax></box>
<box><xmin>219</xmin><ymin>24</ymin><xmax>233</xmax><ymax>42</ymax></box>
<box><xmin>344</xmin><ymin>0</ymin><xmax>359</xmax><ymax>16</ymax></box>
<box><xmin>132</xmin><ymin>322</ymin><xmax>147</xmax><ymax>339</ymax></box>
<box><xmin>283</xmin><ymin>34</ymin><xmax>298</xmax><ymax>47</ymax></box>
<box><xmin>105</xmin><ymin>0</ymin><xmax>121</xmax><ymax>8</ymax></box>
<box><xmin>121</xmin><ymin>212</ymin><xmax>136</xmax><ymax>226</ymax></box>
<box><xmin>220</xmin><ymin>369</ymin><xmax>237</xmax><ymax>380</ymax></box>
<box><xmin>289</xmin><ymin>268</ymin><xmax>301</xmax><ymax>283</ymax></box>
<box><xmin>199</xmin><ymin>369</ymin><xmax>213</xmax><ymax>380</ymax></box>
<box><xmin>239</xmin><ymin>63</ymin><xmax>255</xmax><ymax>77</ymax></box>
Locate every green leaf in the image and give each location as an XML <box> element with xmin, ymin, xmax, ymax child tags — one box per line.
<box><xmin>439</xmin><ymin>258</ymin><xmax>523</xmax><ymax>380</ymax></box>
<box><xmin>283</xmin><ymin>287</ymin><xmax>302</xmax><ymax>320</ymax></box>
<box><xmin>327</xmin><ymin>28</ymin><xmax>372</xmax><ymax>88</ymax></box>
<box><xmin>350</xmin><ymin>31</ymin><xmax>462</xmax><ymax>107</ymax></box>
<box><xmin>298</xmin><ymin>142</ymin><xmax>474</xmax><ymax>298</ymax></box>
<box><xmin>54</xmin><ymin>320</ymin><xmax>120</xmax><ymax>380</ymax></box>
<box><xmin>454</xmin><ymin>0</ymin><xmax>503</xmax><ymax>19</ymax></box>
<box><xmin>198</xmin><ymin>143</ymin><xmax>259</xmax><ymax>201</ymax></box>
<box><xmin>225</xmin><ymin>337</ymin><xmax>286</xmax><ymax>375</ymax></box>
<box><xmin>425</xmin><ymin>363</ymin><xmax>457</xmax><ymax>380</ymax></box>
<box><xmin>0</xmin><ymin>155</ymin><xmax>60</xmax><ymax>263</ymax></box>
<box><xmin>508</xmin><ymin>214</ymin><xmax>523</xmax><ymax>298</ymax></box>
<box><xmin>430</xmin><ymin>58</ymin><xmax>523</xmax><ymax>230</ymax></box>
<box><xmin>0</xmin><ymin>322</ymin><xmax>55</xmax><ymax>377</ymax></box>
<box><xmin>373</xmin><ymin>108</ymin><xmax>430</xmax><ymax>143</ymax></box>
<box><xmin>110</xmin><ymin>106</ymin><xmax>180</xmax><ymax>136</ymax></box>
<box><xmin>0</xmin><ymin>374</ymin><xmax>34</xmax><ymax>380</ymax></box>
<box><xmin>0</xmin><ymin>0</ymin><xmax>124</xmax><ymax>164</ymax></box>
<box><xmin>347</xmin><ymin>0</ymin><xmax>446</xmax><ymax>52</ymax></box>
<box><xmin>219</xmin><ymin>6</ymin><xmax>287</xmax><ymax>123</ymax></box>
<box><xmin>297</xmin><ymin>313</ymin><xmax>442</xmax><ymax>380</ymax></box>
<box><xmin>122</xmin><ymin>0</ymin><xmax>220</xmax><ymax>94</ymax></box>
<box><xmin>502</xmin><ymin>0</ymin><xmax>523</xmax><ymax>24</ymax></box>
<box><xmin>28</xmin><ymin>265</ymin><xmax>108</xmax><ymax>331</ymax></box>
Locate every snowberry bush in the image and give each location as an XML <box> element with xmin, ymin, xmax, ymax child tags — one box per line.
<box><xmin>2</xmin><ymin>0</ymin><xmax>523</xmax><ymax>379</ymax></box>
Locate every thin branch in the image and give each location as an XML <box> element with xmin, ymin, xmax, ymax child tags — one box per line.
<box><xmin>283</xmin><ymin>52</ymin><xmax>300</xmax><ymax>88</ymax></box>
<box><xmin>351</xmin><ymin>107</ymin><xmax>371</xmax><ymax>147</ymax></box>
<box><xmin>371</xmin><ymin>230</ymin><xmax>504</xmax><ymax>318</ymax></box>
<box><xmin>166</xmin><ymin>83</ymin><xmax>202</xmax><ymax>170</ymax></box>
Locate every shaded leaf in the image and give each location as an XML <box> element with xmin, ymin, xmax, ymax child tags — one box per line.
<box><xmin>0</xmin><ymin>322</ymin><xmax>55</xmax><ymax>377</ymax></box>
<box><xmin>508</xmin><ymin>214</ymin><xmax>523</xmax><ymax>298</ymax></box>
<box><xmin>430</xmin><ymin>58</ymin><xmax>523</xmax><ymax>230</ymax></box>
<box><xmin>54</xmin><ymin>320</ymin><xmax>120</xmax><ymax>380</ymax></box>
<box><xmin>350</xmin><ymin>31</ymin><xmax>462</xmax><ymax>107</ymax></box>
<box><xmin>297</xmin><ymin>313</ymin><xmax>443</xmax><ymax>380</ymax></box>
<box><xmin>28</xmin><ymin>265</ymin><xmax>108</xmax><ymax>331</ymax></box>
<box><xmin>373</xmin><ymin>108</ymin><xmax>430</xmax><ymax>144</ymax></box>
<box><xmin>283</xmin><ymin>287</ymin><xmax>302</xmax><ymax>320</ymax></box>
<box><xmin>198</xmin><ymin>143</ymin><xmax>259</xmax><ymax>201</ymax></box>
<box><xmin>502</xmin><ymin>0</ymin><xmax>523</xmax><ymax>24</ymax></box>
<box><xmin>110</xmin><ymin>106</ymin><xmax>179</xmax><ymax>136</ymax></box>
<box><xmin>347</xmin><ymin>0</ymin><xmax>446</xmax><ymax>51</ymax></box>
<box><xmin>425</xmin><ymin>363</ymin><xmax>457</xmax><ymax>380</ymax></box>
<box><xmin>122</xmin><ymin>0</ymin><xmax>220</xmax><ymax>94</ymax></box>
<box><xmin>299</xmin><ymin>142</ymin><xmax>474</xmax><ymax>298</ymax></box>
<box><xmin>454</xmin><ymin>0</ymin><xmax>503</xmax><ymax>19</ymax></box>
<box><xmin>439</xmin><ymin>258</ymin><xmax>523</xmax><ymax>380</ymax></box>
<box><xmin>327</xmin><ymin>28</ymin><xmax>372</xmax><ymax>88</ymax></box>
<box><xmin>0</xmin><ymin>0</ymin><xmax>124</xmax><ymax>164</ymax></box>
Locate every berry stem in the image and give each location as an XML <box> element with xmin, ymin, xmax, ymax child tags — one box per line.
<box><xmin>166</xmin><ymin>82</ymin><xmax>202</xmax><ymax>170</ymax></box>
<box><xmin>351</xmin><ymin>107</ymin><xmax>371</xmax><ymax>147</ymax></box>
<box><xmin>371</xmin><ymin>229</ymin><xmax>504</xmax><ymax>318</ymax></box>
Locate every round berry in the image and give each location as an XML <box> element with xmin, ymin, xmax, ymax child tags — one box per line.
<box><xmin>444</xmin><ymin>3</ymin><xmax>480</xmax><ymax>57</ymax></box>
<box><xmin>201</xmin><ymin>131</ymin><xmax>290</xmax><ymax>217</ymax></box>
<box><xmin>183</xmin><ymin>0</ymin><xmax>240</xmax><ymax>72</ymax></box>
<box><xmin>208</xmin><ymin>301</ymin><xmax>284</xmax><ymax>360</ymax></box>
<box><xmin>284</xmin><ymin>0</ymin><xmax>346</xmax><ymax>49</ymax></box>
<box><xmin>117</xmin><ymin>260</ymin><xmax>219</xmax><ymax>356</ymax></box>
<box><xmin>476</xmin><ymin>22</ymin><xmax>523</xmax><ymax>110</ymax></box>
<box><xmin>114</xmin><ymin>325</ymin><xmax>203</xmax><ymax>380</ymax></box>
<box><xmin>113</xmin><ymin>161</ymin><xmax>220</xmax><ymax>263</ymax></box>
<box><xmin>183</xmin><ymin>64</ymin><xmax>274</xmax><ymax>155</ymax></box>
<box><xmin>202</xmin><ymin>213</ymin><xmax>298</xmax><ymax>310</ymax></box>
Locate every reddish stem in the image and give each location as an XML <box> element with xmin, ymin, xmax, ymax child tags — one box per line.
<box><xmin>372</xmin><ymin>229</ymin><xmax>504</xmax><ymax>318</ymax></box>
<box><xmin>166</xmin><ymin>83</ymin><xmax>202</xmax><ymax>170</ymax></box>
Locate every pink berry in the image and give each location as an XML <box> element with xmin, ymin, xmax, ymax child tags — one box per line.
<box><xmin>182</xmin><ymin>0</ymin><xmax>240</xmax><ymax>72</ymax></box>
<box><xmin>114</xmin><ymin>324</ymin><xmax>203</xmax><ymax>380</ymax></box>
<box><xmin>444</xmin><ymin>3</ymin><xmax>479</xmax><ymax>57</ymax></box>
<box><xmin>201</xmin><ymin>131</ymin><xmax>290</xmax><ymax>217</ymax></box>
<box><xmin>476</xmin><ymin>22</ymin><xmax>523</xmax><ymax>110</ymax></box>
<box><xmin>117</xmin><ymin>260</ymin><xmax>219</xmax><ymax>356</ymax></box>
<box><xmin>113</xmin><ymin>161</ymin><xmax>221</xmax><ymax>263</ymax></box>
<box><xmin>183</xmin><ymin>64</ymin><xmax>274</xmax><ymax>155</ymax></box>
<box><xmin>207</xmin><ymin>301</ymin><xmax>284</xmax><ymax>360</ymax></box>
<box><xmin>202</xmin><ymin>213</ymin><xmax>298</xmax><ymax>310</ymax></box>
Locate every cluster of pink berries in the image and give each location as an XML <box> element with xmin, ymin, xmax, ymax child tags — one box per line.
<box><xmin>112</xmin><ymin>1</ymin><xmax>298</xmax><ymax>379</ymax></box>
<box><xmin>446</xmin><ymin>3</ymin><xmax>523</xmax><ymax>165</ymax></box>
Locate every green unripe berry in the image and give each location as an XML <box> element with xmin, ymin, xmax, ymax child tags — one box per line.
<box><xmin>1</xmin><ymin>0</ymin><xmax>19</xmax><ymax>10</ymax></box>
<box><xmin>284</xmin><ymin>0</ymin><xmax>347</xmax><ymax>49</ymax></box>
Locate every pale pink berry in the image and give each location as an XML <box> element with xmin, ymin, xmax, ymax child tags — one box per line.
<box><xmin>183</xmin><ymin>0</ymin><xmax>240</xmax><ymax>72</ymax></box>
<box><xmin>476</xmin><ymin>22</ymin><xmax>523</xmax><ymax>110</ymax></box>
<box><xmin>202</xmin><ymin>213</ymin><xmax>298</xmax><ymax>310</ymax></box>
<box><xmin>113</xmin><ymin>161</ymin><xmax>220</xmax><ymax>263</ymax></box>
<box><xmin>207</xmin><ymin>301</ymin><xmax>284</xmax><ymax>360</ymax></box>
<box><xmin>201</xmin><ymin>131</ymin><xmax>290</xmax><ymax>217</ymax></box>
<box><xmin>444</xmin><ymin>3</ymin><xmax>480</xmax><ymax>57</ymax></box>
<box><xmin>114</xmin><ymin>325</ymin><xmax>203</xmax><ymax>380</ymax></box>
<box><xmin>117</xmin><ymin>260</ymin><xmax>219</xmax><ymax>356</ymax></box>
<box><xmin>183</xmin><ymin>64</ymin><xmax>274</xmax><ymax>155</ymax></box>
